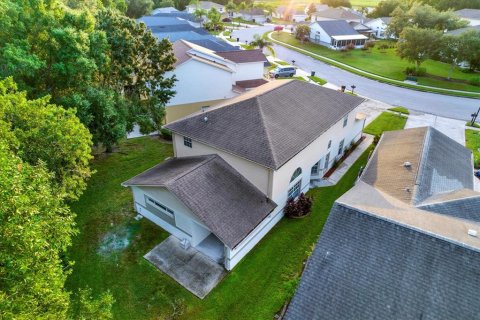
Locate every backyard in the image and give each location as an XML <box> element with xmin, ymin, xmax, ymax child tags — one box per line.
<box><xmin>271</xmin><ymin>32</ymin><xmax>480</xmax><ymax>93</ymax></box>
<box><xmin>66</xmin><ymin>135</ymin><xmax>373</xmax><ymax>320</ymax></box>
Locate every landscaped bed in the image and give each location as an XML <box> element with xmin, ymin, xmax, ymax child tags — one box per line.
<box><xmin>363</xmin><ymin>112</ymin><xmax>408</xmax><ymax>137</ymax></box>
<box><xmin>66</xmin><ymin>136</ymin><xmax>373</xmax><ymax>320</ymax></box>
<box><xmin>271</xmin><ymin>32</ymin><xmax>480</xmax><ymax>94</ymax></box>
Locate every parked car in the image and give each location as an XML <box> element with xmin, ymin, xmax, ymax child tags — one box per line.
<box><xmin>269</xmin><ymin>66</ymin><xmax>296</xmax><ymax>78</ymax></box>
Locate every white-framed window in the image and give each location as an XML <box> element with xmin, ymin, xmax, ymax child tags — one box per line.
<box><xmin>338</xmin><ymin>139</ymin><xmax>345</xmax><ymax>156</ymax></box>
<box><xmin>146</xmin><ymin>196</ymin><xmax>174</xmax><ymax>217</ymax></box>
<box><xmin>290</xmin><ymin>167</ymin><xmax>302</xmax><ymax>182</ymax></box>
<box><xmin>324</xmin><ymin>152</ymin><xmax>330</xmax><ymax>169</ymax></box>
<box><xmin>328</xmin><ymin>140</ymin><xmax>332</xmax><ymax>149</ymax></box>
<box><xmin>288</xmin><ymin>180</ymin><xmax>302</xmax><ymax>199</ymax></box>
<box><xmin>184</xmin><ymin>136</ymin><xmax>192</xmax><ymax>148</ymax></box>
<box><xmin>311</xmin><ymin>162</ymin><xmax>319</xmax><ymax>175</ymax></box>
<box><xmin>343</xmin><ymin>115</ymin><xmax>348</xmax><ymax>127</ymax></box>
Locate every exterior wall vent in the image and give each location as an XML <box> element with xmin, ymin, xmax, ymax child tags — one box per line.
<box><xmin>468</xmin><ymin>229</ymin><xmax>478</xmax><ymax>237</ymax></box>
<box><xmin>403</xmin><ymin>161</ymin><xmax>412</xmax><ymax>168</ymax></box>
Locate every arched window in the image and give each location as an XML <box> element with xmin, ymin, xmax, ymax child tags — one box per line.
<box><xmin>290</xmin><ymin>167</ymin><xmax>302</xmax><ymax>182</ymax></box>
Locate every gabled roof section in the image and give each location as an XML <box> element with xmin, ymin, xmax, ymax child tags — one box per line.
<box><xmin>312</xmin><ymin>7</ymin><xmax>362</xmax><ymax>20</ymax></box>
<box><xmin>165</xmin><ymin>80</ymin><xmax>365</xmax><ymax>170</ymax></box>
<box><xmin>215</xmin><ymin>49</ymin><xmax>267</xmax><ymax>63</ymax></box>
<box><xmin>313</xmin><ymin>19</ymin><xmax>361</xmax><ymax>36</ymax></box>
<box><xmin>123</xmin><ymin>155</ymin><xmax>277</xmax><ymax>248</ymax></box>
<box><xmin>361</xmin><ymin>127</ymin><xmax>473</xmax><ymax>205</ymax></box>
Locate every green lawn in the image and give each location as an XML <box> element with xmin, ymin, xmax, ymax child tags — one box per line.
<box><xmin>66</xmin><ymin>136</ymin><xmax>373</xmax><ymax>319</ymax></box>
<box><xmin>308</xmin><ymin>75</ymin><xmax>327</xmax><ymax>85</ymax></box>
<box><xmin>364</xmin><ymin>112</ymin><xmax>408</xmax><ymax>136</ymax></box>
<box><xmin>271</xmin><ymin>32</ymin><xmax>480</xmax><ymax>93</ymax></box>
<box><xmin>465</xmin><ymin>129</ymin><xmax>480</xmax><ymax>168</ymax></box>
<box><xmin>388</xmin><ymin>106</ymin><xmax>410</xmax><ymax>115</ymax></box>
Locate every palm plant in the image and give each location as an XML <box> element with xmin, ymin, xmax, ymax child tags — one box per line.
<box><xmin>193</xmin><ymin>7</ymin><xmax>207</xmax><ymax>25</ymax></box>
<box><xmin>225</xmin><ymin>0</ymin><xmax>236</xmax><ymax>18</ymax></box>
<box><xmin>250</xmin><ymin>33</ymin><xmax>275</xmax><ymax>56</ymax></box>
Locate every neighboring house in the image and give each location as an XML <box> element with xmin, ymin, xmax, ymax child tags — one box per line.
<box><xmin>310</xmin><ymin>20</ymin><xmax>368</xmax><ymax>49</ymax></box>
<box><xmin>304</xmin><ymin>3</ymin><xmax>329</xmax><ymax>14</ymax></box>
<box><xmin>165</xmin><ymin>40</ymin><xmax>268</xmax><ymax>122</ymax></box>
<box><xmin>186</xmin><ymin>1</ymin><xmax>225</xmax><ymax>14</ymax></box>
<box><xmin>151</xmin><ymin>7</ymin><xmax>179</xmax><ymax>14</ymax></box>
<box><xmin>239</xmin><ymin>8</ymin><xmax>268</xmax><ymax>24</ymax></box>
<box><xmin>138</xmin><ymin>13</ymin><xmax>236</xmax><ymax>51</ymax></box>
<box><xmin>124</xmin><ymin>80</ymin><xmax>368</xmax><ymax>270</ymax></box>
<box><xmin>311</xmin><ymin>7</ymin><xmax>364</xmax><ymax>23</ymax></box>
<box><xmin>274</xmin><ymin>6</ymin><xmax>307</xmax><ymax>22</ymax></box>
<box><xmin>286</xmin><ymin>127</ymin><xmax>480</xmax><ymax>320</ymax></box>
<box><xmin>349</xmin><ymin>21</ymin><xmax>373</xmax><ymax>37</ymax></box>
<box><xmin>365</xmin><ymin>17</ymin><xmax>393</xmax><ymax>39</ymax></box>
<box><xmin>445</xmin><ymin>24</ymin><xmax>480</xmax><ymax>36</ymax></box>
<box><xmin>455</xmin><ymin>8</ymin><xmax>480</xmax><ymax>26</ymax></box>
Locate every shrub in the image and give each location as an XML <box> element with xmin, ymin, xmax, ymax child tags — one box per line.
<box><xmin>373</xmin><ymin>134</ymin><xmax>381</xmax><ymax>145</ymax></box>
<box><xmin>469</xmin><ymin>77</ymin><xmax>480</xmax><ymax>87</ymax></box>
<box><xmin>284</xmin><ymin>194</ymin><xmax>312</xmax><ymax>218</ymax></box>
<box><xmin>160</xmin><ymin>128</ymin><xmax>172</xmax><ymax>141</ymax></box>
<box><xmin>365</xmin><ymin>40</ymin><xmax>375</xmax><ymax>49</ymax></box>
<box><xmin>378</xmin><ymin>43</ymin><xmax>389</xmax><ymax>50</ymax></box>
<box><xmin>296</xmin><ymin>193</ymin><xmax>312</xmax><ymax>215</ymax></box>
<box><xmin>284</xmin><ymin>199</ymin><xmax>301</xmax><ymax>218</ymax></box>
<box><xmin>405</xmin><ymin>66</ymin><xmax>426</xmax><ymax>76</ymax></box>
<box><xmin>346</xmin><ymin>43</ymin><xmax>355</xmax><ymax>50</ymax></box>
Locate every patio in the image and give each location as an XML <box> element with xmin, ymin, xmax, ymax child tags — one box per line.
<box><xmin>144</xmin><ymin>236</ymin><xmax>227</xmax><ymax>299</ymax></box>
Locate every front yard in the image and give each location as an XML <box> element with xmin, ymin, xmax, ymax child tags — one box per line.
<box><xmin>363</xmin><ymin>112</ymin><xmax>408</xmax><ymax>137</ymax></box>
<box><xmin>66</xmin><ymin>136</ymin><xmax>373</xmax><ymax>319</ymax></box>
<box><xmin>465</xmin><ymin>129</ymin><xmax>480</xmax><ymax>168</ymax></box>
<box><xmin>271</xmin><ymin>32</ymin><xmax>480</xmax><ymax>93</ymax></box>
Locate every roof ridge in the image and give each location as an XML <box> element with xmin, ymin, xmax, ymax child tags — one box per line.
<box><xmin>165</xmin><ymin>155</ymin><xmax>216</xmax><ymax>185</ymax></box>
<box><xmin>255</xmin><ymin>96</ymin><xmax>279</xmax><ymax>167</ymax></box>
<box><xmin>411</xmin><ymin>127</ymin><xmax>431</xmax><ymax>205</ymax></box>
<box><xmin>417</xmin><ymin>192</ymin><xmax>480</xmax><ymax>207</ymax></box>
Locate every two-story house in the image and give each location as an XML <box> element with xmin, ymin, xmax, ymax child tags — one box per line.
<box><xmin>165</xmin><ymin>40</ymin><xmax>268</xmax><ymax>122</ymax></box>
<box><xmin>123</xmin><ymin>80</ymin><xmax>368</xmax><ymax>270</ymax></box>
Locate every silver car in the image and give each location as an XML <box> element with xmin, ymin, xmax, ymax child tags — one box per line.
<box><xmin>269</xmin><ymin>66</ymin><xmax>296</xmax><ymax>78</ymax></box>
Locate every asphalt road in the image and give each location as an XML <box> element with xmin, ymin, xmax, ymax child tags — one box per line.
<box><xmin>232</xmin><ymin>27</ymin><xmax>480</xmax><ymax>121</ymax></box>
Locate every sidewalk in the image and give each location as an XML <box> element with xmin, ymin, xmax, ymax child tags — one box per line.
<box><xmin>312</xmin><ymin>134</ymin><xmax>374</xmax><ymax>187</ymax></box>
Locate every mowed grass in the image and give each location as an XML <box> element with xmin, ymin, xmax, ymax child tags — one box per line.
<box><xmin>465</xmin><ymin>129</ymin><xmax>480</xmax><ymax>168</ymax></box>
<box><xmin>271</xmin><ymin>32</ymin><xmax>480</xmax><ymax>92</ymax></box>
<box><xmin>364</xmin><ymin>112</ymin><xmax>408</xmax><ymax>136</ymax></box>
<box><xmin>66</xmin><ymin>135</ymin><xmax>373</xmax><ymax>319</ymax></box>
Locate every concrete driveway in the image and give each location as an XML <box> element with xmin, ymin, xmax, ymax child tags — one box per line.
<box><xmin>405</xmin><ymin>112</ymin><xmax>466</xmax><ymax>145</ymax></box>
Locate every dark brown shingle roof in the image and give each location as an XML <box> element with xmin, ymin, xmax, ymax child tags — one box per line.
<box><xmin>122</xmin><ymin>155</ymin><xmax>277</xmax><ymax>248</ymax></box>
<box><xmin>166</xmin><ymin>80</ymin><xmax>365</xmax><ymax>170</ymax></box>
<box><xmin>215</xmin><ymin>49</ymin><xmax>267</xmax><ymax>63</ymax></box>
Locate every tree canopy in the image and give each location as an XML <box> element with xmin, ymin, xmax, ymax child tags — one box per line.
<box><xmin>397</xmin><ymin>27</ymin><xmax>442</xmax><ymax>69</ymax></box>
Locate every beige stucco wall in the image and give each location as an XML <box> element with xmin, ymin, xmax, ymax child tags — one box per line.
<box><xmin>172</xmin><ymin>133</ymin><xmax>272</xmax><ymax>196</ymax></box>
<box><xmin>270</xmin><ymin>108</ymin><xmax>365</xmax><ymax>206</ymax></box>
<box><xmin>165</xmin><ymin>99</ymin><xmax>227</xmax><ymax>123</ymax></box>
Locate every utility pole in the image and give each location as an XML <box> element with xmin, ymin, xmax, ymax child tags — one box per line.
<box><xmin>471</xmin><ymin>106</ymin><xmax>480</xmax><ymax>127</ymax></box>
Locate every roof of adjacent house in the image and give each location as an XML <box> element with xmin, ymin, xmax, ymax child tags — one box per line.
<box><xmin>446</xmin><ymin>25</ymin><xmax>480</xmax><ymax>35</ymax></box>
<box><xmin>235</xmin><ymin>78</ymin><xmax>269</xmax><ymax>89</ymax></box>
<box><xmin>455</xmin><ymin>8</ymin><xmax>480</xmax><ymax>20</ymax></box>
<box><xmin>166</xmin><ymin>80</ymin><xmax>365</xmax><ymax>170</ymax></box>
<box><xmin>349</xmin><ymin>21</ymin><xmax>372</xmax><ymax>31</ymax></box>
<box><xmin>240</xmin><ymin>8</ymin><xmax>265</xmax><ymax>15</ymax></box>
<box><xmin>312</xmin><ymin>7</ymin><xmax>363</xmax><ymax>21</ymax></box>
<box><xmin>122</xmin><ymin>155</ymin><xmax>277</xmax><ymax>249</ymax></box>
<box><xmin>380</xmin><ymin>16</ymin><xmax>392</xmax><ymax>24</ymax></box>
<box><xmin>151</xmin><ymin>7</ymin><xmax>179</xmax><ymax>14</ymax></box>
<box><xmin>187</xmin><ymin>1</ymin><xmax>224</xmax><ymax>10</ymax></box>
<box><xmin>286</xmin><ymin>127</ymin><xmax>480</xmax><ymax>320</ymax></box>
<box><xmin>312</xmin><ymin>19</ymin><xmax>361</xmax><ymax>36</ymax></box>
<box><xmin>215</xmin><ymin>49</ymin><xmax>267</xmax><ymax>63</ymax></box>
<box><xmin>361</xmin><ymin>127</ymin><xmax>473</xmax><ymax>205</ymax></box>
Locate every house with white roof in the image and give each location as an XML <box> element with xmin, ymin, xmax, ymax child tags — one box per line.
<box><xmin>165</xmin><ymin>40</ymin><xmax>268</xmax><ymax>122</ymax></box>
<box><xmin>310</xmin><ymin>19</ymin><xmax>368</xmax><ymax>49</ymax></box>
<box><xmin>311</xmin><ymin>7</ymin><xmax>364</xmax><ymax>23</ymax></box>
<box><xmin>286</xmin><ymin>126</ymin><xmax>480</xmax><ymax>319</ymax></box>
<box><xmin>365</xmin><ymin>17</ymin><xmax>394</xmax><ymax>39</ymax></box>
<box><xmin>274</xmin><ymin>6</ymin><xmax>308</xmax><ymax>22</ymax></box>
<box><xmin>455</xmin><ymin>9</ymin><xmax>480</xmax><ymax>26</ymax></box>
<box><xmin>123</xmin><ymin>80</ymin><xmax>368</xmax><ymax>271</ymax></box>
<box><xmin>239</xmin><ymin>8</ymin><xmax>269</xmax><ymax>24</ymax></box>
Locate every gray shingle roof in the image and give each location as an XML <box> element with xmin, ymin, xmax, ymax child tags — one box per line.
<box><xmin>313</xmin><ymin>19</ymin><xmax>360</xmax><ymax>36</ymax></box>
<box><xmin>166</xmin><ymin>80</ymin><xmax>365</xmax><ymax>170</ymax></box>
<box><xmin>361</xmin><ymin>127</ymin><xmax>473</xmax><ymax>205</ymax></box>
<box><xmin>285</xmin><ymin>203</ymin><xmax>480</xmax><ymax>320</ymax></box>
<box><xmin>455</xmin><ymin>8</ymin><xmax>480</xmax><ymax>20</ymax></box>
<box><xmin>312</xmin><ymin>7</ymin><xmax>362</xmax><ymax>21</ymax></box>
<box><xmin>215</xmin><ymin>49</ymin><xmax>267</xmax><ymax>63</ymax></box>
<box><xmin>122</xmin><ymin>155</ymin><xmax>276</xmax><ymax>248</ymax></box>
<box><xmin>417</xmin><ymin>192</ymin><xmax>480</xmax><ymax>223</ymax></box>
<box><xmin>446</xmin><ymin>25</ymin><xmax>480</xmax><ymax>35</ymax></box>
